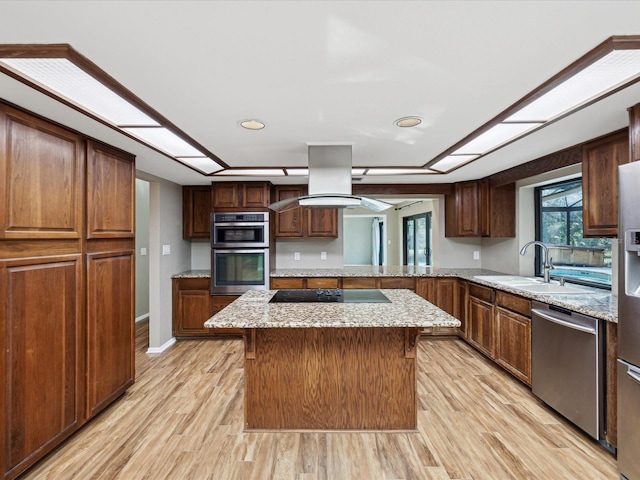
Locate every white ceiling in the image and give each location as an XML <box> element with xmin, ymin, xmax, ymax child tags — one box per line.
<box><xmin>2</xmin><ymin>1</ymin><xmax>640</xmax><ymax>187</ymax></box>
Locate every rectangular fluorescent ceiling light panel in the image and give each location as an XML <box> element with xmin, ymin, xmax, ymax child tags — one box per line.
<box><xmin>123</xmin><ymin>127</ymin><xmax>203</xmax><ymax>157</ymax></box>
<box><xmin>365</xmin><ymin>168</ymin><xmax>435</xmax><ymax>175</ymax></box>
<box><xmin>214</xmin><ymin>169</ymin><xmax>286</xmax><ymax>176</ymax></box>
<box><xmin>177</xmin><ymin>157</ymin><xmax>222</xmax><ymax>174</ymax></box>
<box><xmin>0</xmin><ymin>58</ymin><xmax>159</xmax><ymax>126</ymax></box>
<box><xmin>285</xmin><ymin>168</ymin><xmax>309</xmax><ymax>176</ymax></box>
<box><xmin>506</xmin><ymin>50</ymin><xmax>640</xmax><ymax>122</ymax></box>
<box><xmin>452</xmin><ymin>123</ymin><xmax>541</xmax><ymax>155</ymax></box>
<box><xmin>430</xmin><ymin>155</ymin><xmax>479</xmax><ymax>172</ymax></box>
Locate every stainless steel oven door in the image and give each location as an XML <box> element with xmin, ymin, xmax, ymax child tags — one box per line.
<box><xmin>211</xmin><ymin>222</ymin><xmax>269</xmax><ymax>248</ymax></box>
<box><xmin>211</xmin><ymin>249</ymin><xmax>269</xmax><ymax>294</ymax></box>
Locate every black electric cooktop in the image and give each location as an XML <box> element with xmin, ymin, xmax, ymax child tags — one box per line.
<box><xmin>269</xmin><ymin>289</ymin><xmax>390</xmax><ymax>304</ymax></box>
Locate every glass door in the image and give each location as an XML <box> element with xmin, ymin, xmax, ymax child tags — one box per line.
<box><xmin>403</xmin><ymin>213</ymin><xmax>431</xmax><ymax>266</ymax></box>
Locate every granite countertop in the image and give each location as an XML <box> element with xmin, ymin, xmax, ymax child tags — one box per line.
<box><xmin>204</xmin><ymin>289</ymin><xmax>461</xmax><ymax>329</ymax></box>
<box><xmin>174</xmin><ymin>267</ymin><xmax>617</xmax><ymax>323</ymax></box>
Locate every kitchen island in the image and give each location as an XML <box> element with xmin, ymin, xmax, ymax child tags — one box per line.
<box><xmin>204</xmin><ymin>289</ymin><xmax>459</xmax><ymax>431</ymax></box>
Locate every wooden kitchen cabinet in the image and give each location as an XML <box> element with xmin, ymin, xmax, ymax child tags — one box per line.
<box><xmin>172</xmin><ymin>277</ymin><xmax>241</xmax><ymax>336</ymax></box>
<box><xmin>417</xmin><ymin>277</ymin><xmax>459</xmax><ymax>335</ymax></box>
<box><xmin>273</xmin><ymin>186</ymin><xmax>338</xmax><ymax>238</ymax></box>
<box><xmin>0</xmin><ymin>255</ymin><xmax>83</xmax><ymax>477</ymax></box>
<box><xmin>495</xmin><ymin>308</ymin><xmax>531</xmax><ymax>385</ymax></box>
<box><xmin>183</xmin><ymin>185</ymin><xmax>212</xmax><ymax>239</ymax></box>
<box><xmin>445</xmin><ymin>180</ymin><xmax>515</xmax><ymax>238</ymax></box>
<box><xmin>494</xmin><ymin>291</ymin><xmax>532</xmax><ymax>386</ymax></box>
<box><xmin>445</xmin><ymin>181</ymin><xmax>480</xmax><ymax>237</ymax></box>
<box><xmin>466</xmin><ymin>283</ymin><xmax>495</xmax><ymax>357</ymax></box>
<box><xmin>457</xmin><ymin>280</ymin><xmax>468</xmax><ymax>338</ymax></box>
<box><xmin>0</xmin><ymin>102</ymin><xmax>136</xmax><ymax>480</ymax></box>
<box><xmin>86</xmin><ymin>250</ymin><xmax>135</xmax><ymax>417</ymax></box>
<box><xmin>212</xmin><ymin>181</ymin><xmax>271</xmax><ymax>210</ymax></box>
<box><xmin>582</xmin><ymin>130</ymin><xmax>629</xmax><ymax>237</ymax></box>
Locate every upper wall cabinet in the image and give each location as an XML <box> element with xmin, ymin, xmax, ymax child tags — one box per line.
<box><xmin>445</xmin><ymin>180</ymin><xmax>515</xmax><ymax>238</ymax></box>
<box><xmin>0</xmin><ymin>105</ymin><xmax>84</xmax><ymax>240</ymax></box>
<box><xmin>273</xmin><ymin>185</ymin><xmax>338</xmax><ymax>238</ymax></box>
<box><xmin>212</xmin><ymin>182</ymin><xmax>271</xmax><ymax>210</ymax></box>
<box><xmin>86</xmin><ymin>141</ymin><xmax>135</xmax><ymax>239</ymax></box>
<box><xmin>582</xmin><ymin>130</ymin><xmax>629</xmax><ymax>237</ymax></box>
<box><xmin>183</xmin><ymin>185</ymin><xmax>212</xmax><ymax>239</ymax></box>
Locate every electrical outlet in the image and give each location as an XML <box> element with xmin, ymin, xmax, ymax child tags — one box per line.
<box><xmin>140</xmin><ymin>247</ymin><xmax>147</xmax><ymax>256</ymax></box>
<box><xmin>473</xmin><ymin>250</ymin><xmax>480</xmax><ymax>260</ymax></box>
<box><xmin>294</xmin><ymin>252</ymin><xmax>300</xmax><ymax>261</ymax></box>
<box><xmin>162</xmin><ymin>244</ymin><xmax>171</xmax><ymax>255</ymax></box>
<box><xmin>320</xmin><ymin>251</ymin><xmax>327</xmax><ymax>260</ymax></box>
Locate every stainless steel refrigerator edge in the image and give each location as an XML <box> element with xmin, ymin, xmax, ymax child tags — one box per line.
<box><xmin>617</xmin><ymin>161</ymin><xmax>640</xmax><ymax>480</ymax></box>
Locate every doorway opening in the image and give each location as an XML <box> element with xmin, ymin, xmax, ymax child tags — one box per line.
<box><xmin>403</xmin><ymin>212</ymin><xmax>432</xmax><ymax>266</ymax></box>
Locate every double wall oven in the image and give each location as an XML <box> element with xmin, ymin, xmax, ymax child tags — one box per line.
<box><xmin>210</xmin><ymin>212</ymin><xmax>270</xmax><ymax>294</ymax></box>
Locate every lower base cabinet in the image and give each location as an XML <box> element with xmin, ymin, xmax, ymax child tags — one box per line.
<box><xmin>172</xmin><ymin>277</ymin><xmax>241</xmax><ymax>336</ymax></box>
<box><xmin>495</xmin><ymin>307</ymin><xmax>531</xmax><ymax>384</ymax></box>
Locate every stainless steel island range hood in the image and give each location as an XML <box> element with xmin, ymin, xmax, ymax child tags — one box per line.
<box><xmin>268</xmin><ymin>145</ymin><xmax>392</xmax><ymax>213</ymax></box>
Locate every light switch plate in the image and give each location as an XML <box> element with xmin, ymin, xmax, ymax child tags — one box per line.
<box><xmin>162</xmin><ymin>245</ymin><xmax>171</xmax><ymax>255</ymax></box>
<box><xmin>141</xmin><ymin>247</ymin><xmax>147</xmax><ymax>256</ymax></box>
<box><xmin>294</xmin><ymin>252</ymin><xmax>300</xmax><ymax>261</ymax></box>
<box><xmin>320</xmin><ymin>251</ymin><xmax>327</xmax><ymax>260</ymax></box>
<box><xmin>473</xmin><ymin>251</ymin><xmax>480</xmax><ymax>260</ymax></box>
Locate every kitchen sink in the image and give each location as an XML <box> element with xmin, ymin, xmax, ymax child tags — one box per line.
<box><xmin>473</xmin><ymin>275</ymin><xmax>587</xmax><ymax>295</ymax></box>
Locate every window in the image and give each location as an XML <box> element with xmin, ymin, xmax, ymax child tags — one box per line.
<box><xmin>403</xmin><ymin>213</ymin><xmax>431</xmax><ymax>266</ymax></box>
<box><xmin>535</xmin><ymin>178</ymin><xmax>612</xmax><ymax>289</ymax></box>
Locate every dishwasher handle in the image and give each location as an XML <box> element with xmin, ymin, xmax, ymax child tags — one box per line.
<box><xmin>627</xmin><ymin>365</ymin><xmax>640</xmax><ymax>384</ymax></box>
<box><xmin>532</xmin><ymin>309</ymin><xmax>597</xmax><ymax>335</ymax></box>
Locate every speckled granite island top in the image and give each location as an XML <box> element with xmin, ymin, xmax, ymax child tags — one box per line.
<box><xmin>204</xmin><ymin>289</ymin><xmax>460</xmax><ymax>329</ymax></box>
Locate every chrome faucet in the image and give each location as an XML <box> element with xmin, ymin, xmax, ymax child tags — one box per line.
<box><xmin>520</xmin><ymin>241</ymin><xmax>553</xmax><ymax>283</ymax></box>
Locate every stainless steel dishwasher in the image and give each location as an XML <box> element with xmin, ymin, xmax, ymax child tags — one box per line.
<box><xmin>531</xmin><ymin>301</ymin><xmax>604</xmax><ymax>441</ymax></box>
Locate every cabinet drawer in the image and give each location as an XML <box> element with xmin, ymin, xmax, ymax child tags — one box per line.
<box><xmin>307</xmin><ymin>278</ymin><xmax>339</xmax><ymax>289</ymax></box>
<box><xmin>270</xmin><ymin>278</ymin><xmax>304</xmax><ymax>289</ymax></box>
<box><xmin>495</xmin><ymin>291</ymin><xmax>531</xmax><ymax>317</ymax></box>
<box><xmin>343</xmin><ymin>277</ymin><xmax>378</xmax><ymax>289</ymax></box>
<box><xmin>468</xmin><ymin>282</ymin><xmax>494</xmax><ymax>303</ymax></box>
<box><xmin>380</xmin><ymin>277</ymin><xmax>415</xmax><ymax>290</ymax></box>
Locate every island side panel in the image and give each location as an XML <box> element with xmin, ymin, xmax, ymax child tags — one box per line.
<box><xmin>244</xmin><ymin>327</ymin><xmax>418</xmax><ymax>430</ymax></box>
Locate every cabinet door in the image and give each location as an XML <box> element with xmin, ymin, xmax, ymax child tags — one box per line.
<box><xmin>307</xmin><ymin>208</ymin><xmax>338</xmax><ymax>237</ymax></box>
<box><xmin>433</xmin><ymin>278</ymin><xmax>458</xmax><ymax>317</ymax></box>
<box><xmin>86</xmin><ymin>250</ymin><xmax>135</xmax><ymax>417</ymax></box>
<box><xmin>1</xmin><ymin>255</ymin><xmax>83</xmax><ymax>474</ymax></box>
<box><xmin>457</xmin><ymin>280</ymin><xmax>468</xmax><ymax>338</ymax></box>
<box><xmin>0</xmin><ymin>105</ymin><xmax>84</xmax><ymax>240</ymax></box>
<box><xmin>444</xmin><ymin>181</ymin><xmax>479</xmax><ymax>237</ymax></box>
<box><xmin>242</xmin><ymin>182</ymin><xmax>270</xmax><ymax>208</ymax></box>
<box><xmin>86</xmin><ymin>141</ymin><xmax>135</xmax><ymax>239</ymax></box>
<box><xmin>468</xmin><ymin>296</ymin><xmax>494</xmax><ymax>357</ymax></box>
<box><xmin>274</xmin><ymin>186</ymin><xmax>305</xmax><ymax>237</ymax></box>
<box><xmin>213</xmin><ymin>183</ymin><xmax>240</xmax><ymax>209</ymax></box>
<box><xmin>183</xmin><ymin>186</ymin><xmax>212</xmax><ymax>239</ymax></box>
<box><xmin>582</xmin><ymin>130</ymin><xmax>629</xmax><ymax>237</ymax></box>
<box><xmin>495</xmin><ymin>307</ymin><xmax>531</xmax><ymax>385</ymax></box>
<box><xmin>175</xmin><ymin>288</ymin><xmax>211</xmax><ymax>335</ymax></box>
<box><xmin>456</xmin><ymin>181</ymin><xmax>480</xmax><ymax>236</ymax></box>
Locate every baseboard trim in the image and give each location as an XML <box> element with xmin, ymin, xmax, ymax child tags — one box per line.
<box><xmin>135</xmin><ymin>313</ymin><xmax>150</xmax><ymax>323</ymax></box>
<box><xmin>147</xmin><ymin>337</ymin><xmax>176</xmax><ymax>354</ymax></box>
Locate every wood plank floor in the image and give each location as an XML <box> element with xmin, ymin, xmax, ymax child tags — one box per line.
<box><xmin>21</xmin><ymin>321</ymin><xmax>618</xmax><ymax>480</ymax></box>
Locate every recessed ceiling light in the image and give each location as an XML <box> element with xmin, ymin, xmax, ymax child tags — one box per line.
<box><xmin>240</xmin><ymin>119</ymin><xmax>265</xmax><ymax>130</ymax></box>
<box><xmin>394</xmin><ymin>116</ymin><xmax>422</xmax><ymax>128</ymax></box>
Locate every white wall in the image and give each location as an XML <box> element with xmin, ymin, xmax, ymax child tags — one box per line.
<box><xmin>138</xmin><ymin>171</ymin><xmax>191</xmax><ymax>350</ymax></box>
<box><xmin>275</xmin><ymin>214</ymin><xmax>344</xmax><ymax>268</ymax></box>
<box><xmin>191</xmin><ymin>240</ymin><xmax>211</xmax><ymax>269</ymax></box>
<box><xmin>134</xmin><ymin>179</ymin><xmax>150</xmax><ymax>320</ymax></box>
<box><xmin>343</xmin><ymin>216</ymin><xmax>374</xmax><ymax>265</ymax></box>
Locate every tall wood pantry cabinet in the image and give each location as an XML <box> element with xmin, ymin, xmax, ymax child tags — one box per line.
<box><xmin>0</xmin><ymin>103</ymin><xmax>135</xmax><ymax>480</ymax></box>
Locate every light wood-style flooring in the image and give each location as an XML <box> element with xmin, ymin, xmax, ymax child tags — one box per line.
<box><xmin>22</xmin><ymin>321</ymin><xmax>618</xmax><ymax>479</ymax></box>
